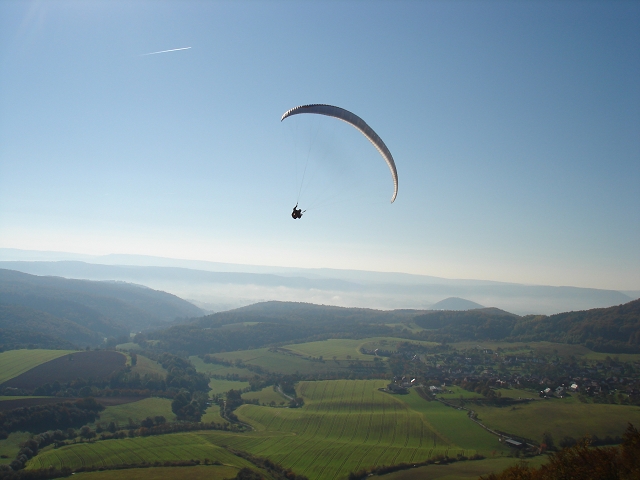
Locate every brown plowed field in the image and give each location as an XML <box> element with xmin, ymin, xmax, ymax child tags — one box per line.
<box><xmin>0</xmin><ymin>350</ymin><xmax>126</xmax><ymax>389</ymax></box>
<box><xmin>0</xmin><ymin>396</ymin><xmax>144</xmax><ymax>412</ymax></box>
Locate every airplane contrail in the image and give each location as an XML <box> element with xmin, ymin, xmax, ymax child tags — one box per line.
<box><xmin>141</xmin><ymin>46</ymin><xmax>191</xmax><ymax>56</ymax></box>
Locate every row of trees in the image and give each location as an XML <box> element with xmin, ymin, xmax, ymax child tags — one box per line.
<box><xmin>0</xmin><ymin>398</ymin><xmax>103</xmax><ymax>436</ymax></box>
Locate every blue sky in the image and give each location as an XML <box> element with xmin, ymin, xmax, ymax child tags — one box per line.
<box><xmin>1</xmin><ymin>0</ymin><xmax>638</xmax><ymax>290</ymax></box>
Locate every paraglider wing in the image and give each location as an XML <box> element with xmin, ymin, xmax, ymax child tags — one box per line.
<box><xmin>281</xmin><ymin>104</ymin><xmax>398</xmax><ymax>203</ymax></box>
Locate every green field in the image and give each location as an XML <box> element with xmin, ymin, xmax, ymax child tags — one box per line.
<box><xmin>71</xmin><ymin>465</ymin><xmax>243</xmax><ymax>480</ymax></box>
<box><xmin>242</xmin><ymin>386</ymin><xmax>289</xmax><ymax>406</ymax></box>
<box><xmin>472</xmin><ymin>398</ymin><xmax>640</xmax><ymax>443</ymax></box>
<box><xmin>213</xmin><ymin>346</ymin><xmax>382</xmax><ymax>375</ymax></box>
<box><xmin>400</xmin><ymin>390</ymin><xmax>506</xmax><ymax>454</ymax></box>
<box><xmin>27</xmin><ymin>380</ymin><xmax>508</xmax><ymax>479</ymax></box>
<box><xmin>201</xmin><ymin>405</ymin><xmax>227</xmax><ymax>424</ymax></box>
<box><xmin>208</xmin><ymin>379</ymin><xmax>250</xmax><ymax>396</ymax></box>
<box><xmin>95</xmin><ymin>398</ymin><xmax>176</xmax><ymax>427</ymax></box>
<box><xmin>0</xmin><ymin>432</ymin><xmax>30</xmax><ymax>465</ymax></box>
<box><xmin>282</xmin><ymin>338</ymin><xmax>380</xmax><ymax>360</ymax></box>
<box><xmin>27</xmin><ymin>434</ymin><xmax>259</xmax><ymax>472</ymax></box>
<box><xmin>379</xmin><ymin>456</ymin><xmax>549</xmax><ymax>480</ymax></box>
<box><xmin>189</xmin><ymin>356</ymin><xmax>255</xmax><ymax>377</ymax></box>
<box><xmin>449</xmin><ymin>341</ymin><xmax>634</xmax><ymax>361</ymax></box>
<box><xmin>282</xmin><ymin>337</ymin><xmax>438</xmax><ymax>361</ymax></box>
<box><xmin>130</xmin><ymin>355</ymin><xmax>167</xmax><ymax>378</ymax></box>
<box><xmin>227</xmin><ymin>380</ymin><xmax>504</xmax><ymax>479</ymax></box>
<box><xmin>0</xmin><ymin>349</ymin><xmax>75</xmax><ymax>385</ymax></box>
<box><xmin>582</xmin><ymin>352</ymin><xmax>640</xmax><ymax>362</ymax></box>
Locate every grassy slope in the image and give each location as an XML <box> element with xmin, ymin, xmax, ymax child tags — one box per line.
<box><xmin>189</xmin><ymin>356</ymin><xmax>255</xmax><ymax>377</ymax></box>
<box><xmin>282</xmin><ymin>337</ymin><xmax>437</xmax><ymax>361</ymax></box>
<box><xmin>27</xmin><ymin>434</ymin><xmax>259</xmax><ymax>472</ymax></box>
<box><xmin>71</xmin><ymin>465</ymin><xmax>242</xmax><ymax>480</ymax></box>
<box><xmin>130</xmin><ymin>355</ymin><xmax>167</xmax><ymax>378</ymax></box>
<box><xmin>228</xmin><ymin>379</ymin><xmax>489</xmax><ymax>479</ymax></box>
<box><xmin>379</xmin><ymin>456</ymin><xmax>549</xmax><ymax>480</ymax></box>
<box><xmin>450</xmin><ymin>341</ymin><xmax>640</xmax><ymax>362</ymax></box>
<box><xmin>208</xmin><ymin>379</ymin><xmax>250</xmax><ymax>396</ymax></box>
<box><xmin>28</xmin><ymin>380</ymin><xmax>480</xmax><ymax>480</ymax></box>
<box><xmin>282</xmin><ymin>338</ymin><xmax>382</xmax><ymax>360</ymax></box>
<box><xmin>0</xmin><ymin>432</ymin><xmax>30</xmax><ymax>465</ymax></box>
<box><xmin>242</xmin><ymin>386</ymin><xmax>289</xmax><ymax>405</ymax></box>
<box><xmin>96</xmin><ymin>398</ymin><xmax>177</xmax><ymax>426</ymax></box>
<box><xmin>0</xmin><ymin>349</ymin><xmax>75</xmax><ymax>385</ymax></box>
<box><xmin>472</xmin><ymin>396</ymin><xmax>640</xmax><ymax>442</ymax></box>
<box><xmin>400</xmin><ymin>390</ymin><xmax>506</xmax><ymax>454</ymax></box>
<box><xmin>201</xmin><ymin>406</ymin><xmax>227</xmax><ymax>424</ymax></box>
<box><xmin>214</xmin><ymin>347</ymin><xmax>383</xmax><ymax>375</ymax></box>
<box><xmin>212</xmin><ymin>348</ymin><xmax>345</xmax><ymax>374</ymax></box>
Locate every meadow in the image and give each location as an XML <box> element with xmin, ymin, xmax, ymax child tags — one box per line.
<box><xmin>0</xmin><ymin>432</ymin><xmax>30</xmax><ymax>466</ymax></box>
<box><xmin>0</xmin><ymin>349</ymin><xmax>75</xmax><ymax>385</ymax></box>
<box><xmin>200</xmin><ymin>405</ymin><xmax>226</xmax><ymax>424</ymax></box>
<box><xmin>448</xmin><ymin>340</ymin><xmax>634</xmax><ymax>360</ymax></box>
<box><xmin>213</xmin><ymin>347</ymin><xmax>357</xmax><ymax>375</ymax></box>
<box><xmin>282</xmin><ymin>337</ymin><xmax>438</xmax><ymax>361</ymax></box>
<box><xmin>226</xmin><ymin>379</ymin><xmax>503</xmax><ymax>479</ymax></box>
<box><xmin>472</xmin><ymin>397</ymin><xmax>640</xmax><ymax>443</ymax></box>
<box><xmin>95</xmin><ymin>398</ymin><xmax>176</xmax><ymax>426</ymax></box>
<box><xmin>378</xmin><ymin>456</ymin><xmax>549</xmax><ymax>480</ymax></box>
<box><xmin>130</xmin><ymin>355</ymin><xmax>167</xmax><ymax>378</ymax></box>
<box><xmin>242</xmin><ymin>386</ymin><xmax>289</xmax><ymax>405</ymax></box>
<box><xmin>189</xmin><ymin>356</ymin><xmax>256</xmax><ymax>377</ymax></box>
<box><xmin>27</xmin><ymin>433</ymin><xmax>259</xmax><ymax>472</ymax></box>
<box><xmin>71</xmin><ymin>465</ymin><xmax>243</xmax><ymax>480</ymax></box>
<box><xmin>400</xmin><ymin>390</ymin><xmax>506</xmax><ymax>454</ymax></box>
<box><xmin>208</xmin><ymin>379</ymin><xmax>250</xmax><ymax>396</ymax></box>
<box><xmin>282</xmin><ymin>338</ymin><xmax>386</xmax><ymax>360</ymax></box>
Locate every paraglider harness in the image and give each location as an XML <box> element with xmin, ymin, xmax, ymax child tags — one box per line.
<box><xmin>291</xmin><ymin>204</ymin><xmax>304</xmax><ymax>219</ymax></box>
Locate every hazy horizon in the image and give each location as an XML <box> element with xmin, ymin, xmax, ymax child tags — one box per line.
<box><xmin>1</xmin><ymin>247</ymin><xmax>636</xmax><ymax>316</ymax></box>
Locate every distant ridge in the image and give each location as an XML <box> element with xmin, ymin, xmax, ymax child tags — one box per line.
<box><xmin>0</xmin><ymin>252</ymin><xmax>633</xmax><ymax>315</ymax></box>
<box><xmin>0</xmin><ymin>269</ymin><xmax>204</xmax><ymax>349</ymax></box>
<box><xmin>430</xmin><ymin>297</ymin><xmax>484</xmax><ymax>311</ymax></box>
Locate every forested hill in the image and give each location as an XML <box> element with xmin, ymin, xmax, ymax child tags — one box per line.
<box><xmin>415</xmin><ymin>299</ymin><xmax>640</xmax><ymax>353</ymax></box>
<box><xmin>147</xmin><ymin>301</ymin><xmax>421</xmax><ymax>356</ymax></box>
<box><xmin>0</xmin><ymin>269</ymin><xmax>204</xmax><ymax>349</ymax></box>
<box><xmin>195</xmin><ymin>301</ymin><xmax>419</xmax><ymax>327</ymax></box>
<box><xmin>147</xmin><ymin>299</ymin><xmax>640</xmax><ymax>356</ymax></box>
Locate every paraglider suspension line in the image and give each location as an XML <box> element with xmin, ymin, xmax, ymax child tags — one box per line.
<box><xmin>297</xmin><ymin>121</ymin><xmax>321</xmax><ymax>203</ymax></box>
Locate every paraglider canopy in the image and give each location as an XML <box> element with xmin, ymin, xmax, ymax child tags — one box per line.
<box><xmin>281</xmin><ymin>104</ymin><xmax>398</xmax><ymax>203</ymax></box>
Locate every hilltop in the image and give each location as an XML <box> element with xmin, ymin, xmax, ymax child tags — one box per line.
<box><xmin>431</xmin><ymin>297</ymin><xmax>484</xmax><ymax>310</ymax></box>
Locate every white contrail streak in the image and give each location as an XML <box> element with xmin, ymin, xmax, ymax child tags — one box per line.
<box><xmin>141</xmin><ymin>46</ymin><xmax>191</xmax><ymax>56</ymax></box>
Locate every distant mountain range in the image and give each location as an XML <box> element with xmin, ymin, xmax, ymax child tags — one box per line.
<box><xmin>0</xmin><ymin>248</ymin><xmax>634</xmax><ymax>315</ymax></box>
<box><xmin>0</xmin><ymin>269</ymin><xmax>204</xmax><ymax>349</ymax></box>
